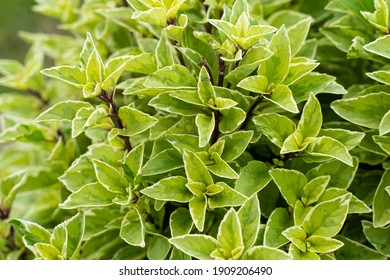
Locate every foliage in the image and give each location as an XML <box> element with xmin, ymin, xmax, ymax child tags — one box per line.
<box><xmin>0</xmin><ymin>0</ymin><xmax>389</xmax><ymax>260</ymax></box>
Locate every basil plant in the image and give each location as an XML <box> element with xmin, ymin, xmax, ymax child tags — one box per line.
<box><xmin>0</xmin><ymin>0</ymin><xmax>389</xmax><ymax>260</ymax></box>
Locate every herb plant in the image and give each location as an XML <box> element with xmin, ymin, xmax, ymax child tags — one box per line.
<box><xmin>0</xmin><ymin>0</ymin><xmax>389</xmax><ymax>260</ymax></box>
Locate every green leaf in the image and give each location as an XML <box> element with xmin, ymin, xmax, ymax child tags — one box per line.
<box><xmin>373</xmin><ymin>170</ymin><xmax>390</xmax><ymax>227</ymax></box>
<box><xmin>283</xmin><ymin>58</ymin><xmax>319</xmax><ymax>86</ymax></box>
<box><xmin>147</xmin><ymin>235</ymin><xmax>171</xmax><ymax>260</ymax></box>
<box><xmin>149</xmin><ymin>92</ymin><xmax>203</xmax><ymax>116</ymax></box>
<box><xmin>207</xmin><ymin>152</ymin><xmax>239</xmax><ymax>179</ymax></box>
<box><xmin>195</xmin><ymin>113</ymin><xmax>215</xmax><ymax>148</ymax></box>
<box><xmin>288</xmin><ymin>17</ymin><xmax>312</xmax><ymax>55</ymax></box>
<box><xmin>335</xmin><ymin>235</ymin><xmax>387</xmax><ymax>260</ymax></box>
<box><xmin>169</xmin><ymin>234</ymin><xmax>219</xmax><ymax>260</ymax></box>
<box><xmin>41</xmin><ymin>66</ymin><xmax>86</xmax><ymax>87</ymax></box>
<box><xmin>189</xmin><ymin>195</ymin><xmax>207</xmax><ymax>231</ymax></box>
<box><xmin>362</xmin><ymin>221</ymin><xmax>390</xmax><ymax>257</ymax></box>
<box><xmin>118</xmin><ymin>105</ymin><xmax>158</xmax><ymax>136</ymax></box>
<box><xmin>217</xmin><ymin>209</ymin><xmax>244</xmax><ymax>259</ymax></box>
<box><xmin>60</xmin><ymin>182</ymin><xmax>117</xmax><ymax>209</ymax></box>
<box><xmin>283</xmin><ymin>226</ymin><xmax>307</xmax><ymax>252</ymax></box>
<box><xmin>281</xmin><ymin>93</ymin><xmax>322</xmax><ymax>153</ymax></box>
<box><xmin>220</xmin><ymin>130</ymin><xmax>253</xmax><ymax>161</ymax></box>
<box><xmin>92</xmin><ymin>159</ymin><xmax>128</xmax><ymax>194</ymax></box>
<box><xmin>208</xmin><ymin>182</ymin><xmax>248</xmax><ymax>209</ymax></box>
<box><xmin>123</xmin><ymin>142</ymin><xmax>144</xmax><ymax>179</ymax></box>
<box><xmin>318</xmin><ymin>188</ymin><xmax>371</xmax><ymax>214</ymax></box>
<box><xmin>120</xmin><ymin>208</ymin><xmax>145</xmax><ymax>247</ymax></box>
<box><xmin>86</xmin><ymin>48</ymin><xmax>104</xmax><ymax>83</ymax></box>
<box><xmin>318</xmin><ymin>129</ymin><xmax>365</xmax><ymax>150</ymax></box>
<box><xmin>9</xmin><ymin>219</ymin><xmax>51</xmax><ymax>246</ymax></box>
<box><xmin>305</xmin><ymin>235</ymin><xmax>344</xmax><ymax>254</ymax></box>
<box><xmin>144</xmin><ymin>65</ymin><xmax>196</xmax><ymax>88</ymax></box>
<box><xmin>293</xmin><ymin>200</ymin><xmax>312</xmax><ymax>226</ymax></box>
<box><xmin>306</xmin><ymin>136</ymin><xmax>353</xmax><ymax>166</ymax></box>
<box><xmin>258</xmin><ymin>25</ymin><xmax>291</xmax><ymax>85</ymax></box>
<box><xmin>183</xmin><ymin>150</ymin><xmax>213</xmax><ymax>185</ymax></box>
<box><xmin>35</xmin><ymin>243</ymin><xmax>62</xmax><ymax>260</ymax></box>
<box><xmin>366</xmin><ymin>70</ymin><xmax>390</xmax><ymax>86</ymax></box>
<box><xmin>264</xmin><ymin>208</ymin><xmax>294</xmax><ymax>248</ymax></box>
<box><xmin>71</xmin><ymin>106</ymin><xmax>108</xmax><ymax>138</ymax></box>
<box><xmin>235</xmin><ymin>161</ymin><xmax>271</xmax><ymax>197</ymax></box>
<box><xmin>380</xmin><ymin>111</ymin><xmax>390</xmax><ymax>135</ymax></box>
<box><xmin>254</xmin><ymin>113</ymin><xmax>296</xmax><ymax>148</ymax></box>
<box><xmin>306</xmin><ymin>157</ymin><xmax>359</xmax><ymax>189</ymax></box>
<box><xmin>170</xmin><ymin>208</ymin><xmax>193</xmax><ymax>237</ymax></box>
<box><xmin>301</xmin><ymin>176</ymin><xmax>329</xmax><ymax>206</ymax></box>
<box><xmin>156</xmin><ymin>35</ymin><xmax>175</xmax><ymax>68</ymax></box>
<box><xmin>141</xmin><ymin>176</ymin><xmax>192</xmax><ymax>202</ymax></box>
<box><xmin>289</xmin><ymin>244</ymin><xmax>320</xmax><ymax>260</ymax></box>
<box><xmin>35</xmin><ymin>101</ymin><xmax>93</xmax><ymax>122</ymax></box>
<box><xmin>218</xmin><ymin>107</ymin><xmax>246</xmax><ymax>134</ymax></box>
<box><xmin>132</xmin><ymin>7</ymin><xmax>167</xmax><ymax>27</ymax></box>
<box><xmin>302</xmin><ymin>194</ymin><xmax>351</xmax><ymax>237</ymax></box>
<box><xmin>237</xmin><ymin>194</ymin><xmax>261</xmax><ymax>250</ymax></box>
<box><xmin>197</xmin><ymin>66</ymin><xmax>216</xmax><ymax>104</ymax></box>
<box><xmin>265</xmin><ymin>84</ymin><xmax>299</xmax><ymax>113</ymax></box>
<box><xmin>141</xmin><ymin>148</ymin><xmax>183</xmax><ymax>176</ymax></box>
<box><xmin>270</xmin><ymin>169</ymin><xmax>307</xmax><ymax>207</ymax></box>
<box><xmin>237</xmin><ymin>75</ymin><xmax>269</xmax><ymax>94</ymax></box>
<box><xmin>364</xmin><ymin>34</ymin><xmax>390</xmax><ymax>59</ymax></box>
<box><xmin>244</xmin><ymin>246</ymin><xmax>292</xmax><ymax>260</ymax></box>
<box><xmin>166</xmin><ymin>134</ymin><xmax>207</xmax><ymax>153</ymax></box>
<box><xmin>373</xmin><ymin>135</ymin><xmax>390</xmax><ymax>155</ymax></box>
<box><xmin>101</xmin><ymin>56</ymin><xmax>132</xmax><ymax>92</ymax></box>
<box><xmin>331</xmin><ymin>92</ymin><xmax>390</xmax><ymax>129</ymax></box>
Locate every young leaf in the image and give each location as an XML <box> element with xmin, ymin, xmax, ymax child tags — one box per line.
<box><xmin>283</xmin><ymin>226</ymin><xmax>307</xmax><ymax>252</ymax></box>
<box><xmin>189</xmin><ymin>195</ymin><xmax>207</xmax><ymax>232</ymax></box>
<box><xmin>305</xmin><ymin>235</ymin><xmax>344</xmax><ymax>254</ymax></box>
<box><xmin>195</xmin><ymin>113</ymin><xmax>215</xmax><ymax>148</ymax></box>
<box><xmin>120</xmin><ymin>208</ymin><xmax>145</xmax><ymax>247</ymax></box>
<box><xmin>207</xmin><ymin>152</ymin><xmax>239</xmax><ymax>179</ymax></box>
<box><xmin>264</xmin><ymin>84</ymin><xmax>299</xmax><ymax>113</ymax></box>
<box><xmin>288</xmin><ymin>17</ymin><xmax>312</xmax><ymax>55</ymax></box>
<box><xmin>301</xmin><ymin>176</ymin><xmax>330</xmax><ymax>206</ymax></box>
<box><xmin>217</xmin><ymin>209</ymin><xmax>244</xmax><ymax>259</ymax></box>
<box><xmin>183</xmin><ymin>150</ymin><xmax>213</xmax><ymax>185</ymax></box>
<box><xmin>208</xmin><ymin>182</ymin><xmax>247</xmax><ymax>209</ymax></box>
<box><xmin>302</xmin><ymin>194</ymin><xmax>351</xmax><ymax>237</ymax></box>
<box><xmin>169</xmin><ymin>234</ymin><xmax>219</xmax><ymax>260</ymax></box>
<box><xmin>156</xmin><ymin>35</ymin><xmax>175</xmax><ymax>68</ymax></box>
<box><xmin>123</xmin><ymin>142</ymin><xmax>144</xmax><ymax>179</ymax></box>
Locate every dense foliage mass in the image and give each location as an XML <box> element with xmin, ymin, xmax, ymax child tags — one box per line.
<box><xmin>0</xmin><ymin>0</ymin><xmax>389</xmax><ymax>260</ymax></box>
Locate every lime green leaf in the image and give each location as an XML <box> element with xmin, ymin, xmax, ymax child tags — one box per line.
<box><xmin>306</xmin><ymin>136</ymin><xmax>354</xmax><ymax>166</ymax></box>
<box><xmin>189</xmin><ymin>195</ymin><xmax>207</xmax><ymax>231</ymax></box>
<box><xmin>141</xmin><ymin>176</ymin><xmax>192</xmax><ymax>202</ymax></box>
<box><xmin>373</xmin><ymin>135</ymin><xmax>390</xmax><ymax>154</ymax></box>
<box><xmin>118</xmin><ymin>105</ymin><xmax>158</xmax><ymax>136</ymax></box>
<box><xmin>244</xmin><ymin>246</ymin><xmax>291</xmax><ymax>260</ymax></box>
<box><xmin>35</xmin><ymin>101</ymin><xmax>93</xmax><ymax>122</ymax></box>
<box><xmin>217</xmin><ymin>209</ymin><xmax>243</xmax><ymax>259</ymax></box>
<box><xmin>364</xmin><ymin>34</ymin><xmax>390</xmax><ymax>59</ymax></box>
<box><xmin>149</xmin><ymin>92</ymin><xmax>203</xmax><ymax>116</ymax></box>
<box><xmin>132</xmin><ymin>7</ymin><xmax>167</xmax><ymax>27</ymax></box>
<box><xmin>141</xmin><ymin>148</ymin><xmax>183</xmax><ymax>176</ymax></box>
<box><xmin>220</xmin><ymin>130</ymin><xmax>253</xmax><ymax>161</ymax></box>
<box><xmin>318</xmin><ymin>188</ymin><xmax>371</xmax><ymax>214</ymax></box>
<box><xmin>293</xmin><ymin>200</ymin><xmax>312</xmax><ymax>226</ymax></box>
<box><xmin>366</xmin><ymin>70</ymin><xmax>390</xmax><ymax>86</ymax></box>
<box><xmin>184</xmin><ymin>150</ymin><xmax>213</xmax><ymax>185</ymax></box>
<box><xmin>169</xmin><ymin>234</ymin><xmax>219</xmax><ymax>260</ymax></box>
<box><xmin>283</xmin><ymin>226</ymin><xmax>307</xmax><ymax>252</ymax></box>
<box><xmin>144</xmin><ymin>65</ymin><xmax>196</xmax><ymax>88</ymax></box>
<box><xmin>237</xmin><ymin>75</ymin><xmax>269</xmax><ymax>94</ymax></box>
<box><xmin>288</xmin><ymin>17</ymin><xmax>312</xmax><ymax>55</ymax></box>
<box><xmin>289</xmin><ymin>244</ymin><xmax>320</xmax><ymax>260</ymax></box>
<box><xmin>305</xmin><ymin>235</ymin><xmax>344</xmax><ymax>254</ymax></box>
<box><xmin>170</xmin><ymin>208</ymin><xmax>193</xmax><ymax>237</ymax></box>
<box><xmin>254</xmin><ymin>113</ymin><xmax>296</xmax><ymax>148</ymax></box>
<box><xmin>270</xmin><ymin>169</ymin><xmax>307</xmax><ymax>207</ymax></box>
<box><xmin>92</xmin><ymin>159</ymin><xmax>128</xmax><ymax>194</ymax></box>
<box><xmin>156</xmin><ymin>35</ymin><xmax>175</xmax><ymax>68</ymax></box>
<box><xmin>207</xmin><ymin>152</ymin><xmax>239</xmax><ymax>179</ymax></box>
<box><xmin>331</xmin><ymin>92</ymin><xmax>390</xmax><ymax>129</ymax></box>
<box><xmin>196</xmin><ymin>113</ymin><xmax>215</xmax><ymax>148</ymax></box>
<box><xmin>265</xmin><ymin>84</ymin><xmax>299</xmax><ymax>113</ymax></box>
<box><xmin>237</xmin><ymin>194</ymin><xmax>261</xmax><ymax>250</ymax></box>
<box><xmin>373</xmin><ymin>170</ymin><xmax>390</xmax><ymax>227</ymax></box>
<box><xmin>283</xmin><ymin>58</ymin><xmax>319</xmax><ymax>86</ymax></box>
<box><xmin>219</xmin><ymin>107</ymin><xmax>246</xmax><ymax>133</ymax></box>
<box><xmin>318</xmin><ymin>129</ymin><xmax>365</xmax><ymax>150</ymax></box>
<box><xmin>60</xmin><ymin>182</ymin><xmax>116</xmax><ymax>209</ymax></box>
<box><xmin>302</xmin><ymin>194</ymin><xmax>351</xmax><ymax>237</ymax></box>
<box><xmin>120</xmin><ymin>208</ymin><xmax>145</xmax><ymax>247</ymax></box>
<box><xmin>362</xmin><ymin>220</ymin><xmax>390</xmax><ymax>257</ymax></box>
<box><xmin>380</xmin><ymin>111</ymin><xmax>390</xmax><ymax>135</ymax></box>
<box><xmin>301</xmin><ymin>176</ymin><xmax>329</xmax><ymax>206</ymax></box>
<box><xmin>35</xmin><ymin>243</ymin><xmax>62</xmax><ymax>260</ymax></box>
<box><xmin>71</xmin><ymin>106</ymin><xmax>108</xmax><ymax>138</ymax></box>
<box><xmin>86</xmin><ymin>48</ymin><xmax>104</xmax><ymax>83</ymax></box>
<box><xmin>264</xmin><ymin>208</ymin><xmax>294</xmax><ymax>248</ymax></box>
<box><xmin>198</xmin><ymin>66</ymin><xmax>216</xmax><ymax>104</ymax></box>
<box><xmin>123</xmin><ymin>142</ymin><xmax>144</xmax><ymax>179</ymax></box>
<box><xmin>9</xmin><ymin>219</ymin><xmax>51</xmax><ymax>246</ymax></box>
<box><xmin>208</xmin><ymin>182</ymin><xmax>247</xmax><ymax>209</ymax></box>
<box><xmin>166</xmin><ymin>134</ymin><xmax>207</xmax><ymax>153</ymax></box>
<box><xmin>235</xmin><ymin>161</ymin><xmax>271</xmax><ymax>197</ymax></box>
<box><xmin>258</xmin><ymin>25</ymin><xmax>291</xmax><ymax>85</ymax></box>
<box><xmin>41</xmin><ymin>66</ymin><xmax>86</xmax><ymax>87</ymax></box>
<box><xmin>101</xmin><ymin>56</ymin><xmax>132</xmax><ymax>92</ymax></box>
